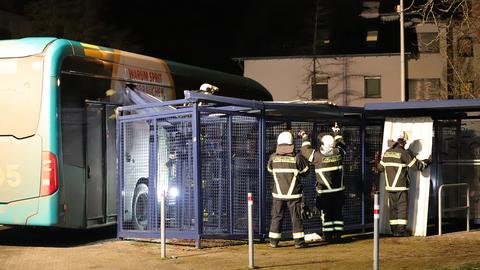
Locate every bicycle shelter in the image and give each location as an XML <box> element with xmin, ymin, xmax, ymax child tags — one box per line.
<box><xmin>117</xmin><ymin>93</ymin><xmax>480</xmax><ymax>244</ymax></box>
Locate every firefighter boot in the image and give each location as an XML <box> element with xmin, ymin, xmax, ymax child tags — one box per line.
<box><xmin>269</xmin><ymin>239</ymin><xmax>279</xmax><ymax>248</ymax></box>
<box><xmin>294</xmin><ymin>239</ymin><xmax>307</xmax><ymax>249</ymax></box>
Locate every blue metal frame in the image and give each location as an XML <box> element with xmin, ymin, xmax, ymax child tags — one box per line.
<box><xmin>192</xmin><ymin>102</ymin><xmax>203</xmax><ymax>247</ymax></box>
<box><xmin>117</xmin><ymin>91</ymin><xmax>369</xmax><ymax>241</ymax></box>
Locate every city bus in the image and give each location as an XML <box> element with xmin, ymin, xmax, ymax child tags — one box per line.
<box><xmin>0</xmin><ymin>37</ymin><xmax>272</xmax><ymax>229</ymax></box>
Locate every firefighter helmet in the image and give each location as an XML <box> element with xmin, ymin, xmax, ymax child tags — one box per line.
<box><xmin>277</xmin><ymin>131</ymin><xmax>293</xmax><ymax>145</ymax></box>
<box><xmin>321</xmin><ymin>135</ymin><xmax>334</xmax><ymax>148</ymax></box>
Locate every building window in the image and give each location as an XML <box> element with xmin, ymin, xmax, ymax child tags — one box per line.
<box><xmin>418</xmin><ymin>32</ymin><xmax>439</xmax><ymax>53</ymax></box>
<box><xmin>408</xmin><ymin>78</ymin><xmax>441</xmax><ymax>100</ymax></box>
<box><xmin>458</xmin><ymin>36</ymin><xmax>473</xmax><ymax>57</ymax></box>
<box><xmin>364</xmin><ymin>76</ymin><xmax>381</xmax><ymax>98</ymax></box>
<box><xmin>312</xmin><ymin>78</ymin><xmax>328</xmax><ymax>100</ymax></box>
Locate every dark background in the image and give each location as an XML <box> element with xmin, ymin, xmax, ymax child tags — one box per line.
<box><xmin>1</xmin><ymin>0</ymin><xmax>408</xmax><ymax>75</ymax></box>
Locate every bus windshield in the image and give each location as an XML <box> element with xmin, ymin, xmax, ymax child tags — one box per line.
<box><xmin>0</xmin><ymin>57</ymin><xmax>43</xmax><ymax>138</ymax></box>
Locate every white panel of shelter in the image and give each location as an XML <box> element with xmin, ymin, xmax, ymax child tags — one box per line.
<box><xmin>380</xmin><ymin>117</ymin><xmax>433</xmax><ymax>236</ymax></box>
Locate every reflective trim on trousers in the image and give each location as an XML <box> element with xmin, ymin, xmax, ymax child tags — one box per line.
<box><xmin>269</xmin><ymin>232</ymin><xmax>282</xmax><ymax>239</ymax></box>
<box><xmin>323</xmin><ymin>221</ymin><xmax>344</xmax><ymax>226</ymax></box>
<box><xmin>293</xmin><ymin>232</ymin><xmax>305</xmax><ymax>239</ymax></box>
<box><xmin>323</xmin><ymin>227</ymin><xmax>344</xmax><ymax>232</ymax></box>
<box><xmin>389</xmin><ymin>219</ymin><xmax>407</xmax><ymax>225</ymax></box>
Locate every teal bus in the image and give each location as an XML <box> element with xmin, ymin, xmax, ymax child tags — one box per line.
<box><xmin>0</xmin><ymin>37</ymin><xmax>271</xmax><ymax>229</ymax></box>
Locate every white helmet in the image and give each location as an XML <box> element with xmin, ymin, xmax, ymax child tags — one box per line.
<box><xmin>277</xmin><ymin>131</ymin><xmax>293</xmax><ymax>145</ymax></box>
<box><xmin>200</xmin><ymin>83</ymin><xmax>219</xmax><ymax>93</ymax></box>
<box><xmin>321</xmin><ymin>135</ymin><xmax>334</xmax><ymax>149</ymax></box>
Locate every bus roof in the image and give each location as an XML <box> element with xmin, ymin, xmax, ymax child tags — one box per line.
<box><xmin>0</xmin><ymin>37</ymin><xmax>57</xmax><ymax>57</ymax></box>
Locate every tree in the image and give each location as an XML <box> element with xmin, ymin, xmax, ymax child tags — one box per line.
<box><xmin>410</xmin><ymin>0</ymin><xmax>480</xmax><ymax>99</ymax></box>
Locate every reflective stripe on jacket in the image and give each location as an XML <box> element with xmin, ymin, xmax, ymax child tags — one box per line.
<box><xmin>301</xmin><ymin>136</ymin><xmax>346</xmax><ymax>194</ymax></box>
<box><xmin>377</xmin><ymin>145</ymin><xmax>427</xmax><ymax>191</ymax></box>
<box><xmin>267</xmin><ymin>152</ymin><xmax>309</xmax><ymax>200</ymax></box>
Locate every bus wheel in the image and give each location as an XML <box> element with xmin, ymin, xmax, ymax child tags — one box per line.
<box><xmin>132</xmin><ymin>182</ymin><xmax>149</xmax><ymax>230</ymax></box>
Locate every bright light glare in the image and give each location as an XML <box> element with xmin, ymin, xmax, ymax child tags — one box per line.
<box><xmin>169</xmin><ymin>187</ymin><xmax>179</xmax><ymax>198</ymax></box>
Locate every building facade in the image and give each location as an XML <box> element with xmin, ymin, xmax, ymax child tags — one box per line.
<box><xmin>241</xmin><ymin>17</ymin><xmax>478</xmax><ymax>105</ymax></box>
<box><xmin>241</xmin><ymin>22</ymin><xmax>450</xmax><ymax>105</ymax></box>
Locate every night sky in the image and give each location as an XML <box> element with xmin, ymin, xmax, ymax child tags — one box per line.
<box><xmin>2</xmin><ymin>0</ymin><xmax>406</xmax><ymax>75</ymax></box>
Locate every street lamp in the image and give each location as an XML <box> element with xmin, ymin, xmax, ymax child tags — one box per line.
<box><xmin>361</xmin><ymin>1</ymin><xmax>407</xmax><ymax>102</ymax></box>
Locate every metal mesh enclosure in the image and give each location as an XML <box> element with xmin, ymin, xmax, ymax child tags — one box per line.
<box><xmin>117</xmin><ymin>92</ymin><xmax>373</xmax><ymax>242</ymax></box>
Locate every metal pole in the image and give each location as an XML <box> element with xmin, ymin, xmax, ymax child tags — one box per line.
<box><xmin>399</xmin><ymin>0</ymin><xmax>405</xmax><ymax>101</ymax></box>
<box><xmin>438</xmin><ymin>185</ymin><xmax>443</xmax><ymax>236</ymax></box>
<box><xmin>374</xmin><ymin>192</ymin><xmax>380</xmax><ymax>270</ymax></box>
<box><xmin>160</xmin><ymin>189</ymin><xmax>166</xmax><ymax>259</ymax></box>
<box><xmin>467</xmin><ymin>185</ymin><xmax>470</xmax><ymax>232</ymax></box>
<box><xmin>248</xmin><ymin>192</ymin><xmax>254</xmax><ymax>269</ymax></box>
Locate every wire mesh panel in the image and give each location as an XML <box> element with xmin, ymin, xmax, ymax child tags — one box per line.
<box><xmin>158</xmin><ymin>116</ymin><xmax>195</xmax><ymax>233</ymax></box>
<box><xmin>119</xmin><ymin>119</ymin><xmax>152</xmax><ymax>233</ymax></box>
<box><xmin>364</xmin><ymin>125</ymin><xmax>383</xmax><ymax>225</ymax></box>
<box><xmin>200</xmin><ymin>115</ymin><xmax>230</xmax><ymax>234</ymax></box>
<box><xmin>231</xmin><ymin>115</ymin><xmax>260</xmax><ymax>235</ymax></box>
<box><xmin>341</xmin><ymin>125</ymin><xmax>362</xmax><ymax>227</ymax></box>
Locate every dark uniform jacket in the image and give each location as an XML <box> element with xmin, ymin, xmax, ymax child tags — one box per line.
<box><xmin>377</xmin><ymin>144</ymin><xmax>428</xmax><ymax>191</ymax></box>
<box><xmin>301</xmin><ymin>135</ymin><xmax>346</xmax><ymax>194</ymax></box>
<box><xmin>267</xmin><ymin>145</ymin><xmax>309</xmax><ymax>200</ymax></box>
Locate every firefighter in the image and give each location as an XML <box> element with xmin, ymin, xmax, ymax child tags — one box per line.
<box><xmin>298</xmin><ymin>123</ymin><xmax>346</xmax><ymax>242</ymax></box>
<box><xmin>377</xmin><ymin>131</ymin><xmax>431</xmax><ymax>237</ymax></box>
<box><xmin>267</xmin><ymin>131</ymin><xmax>310</xmax><ymax>248</ymax></box>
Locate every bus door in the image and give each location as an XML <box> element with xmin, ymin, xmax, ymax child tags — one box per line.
<box><xmin>85</xmin><ymin>101</ymin><xmax>117</xmax><ymax>227</ymax></box>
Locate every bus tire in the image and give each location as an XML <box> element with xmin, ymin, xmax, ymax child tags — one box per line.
<box><xmin>132</xmin><ymin>181</ymin><xmax>149</xmax><ymax>230</ymax></box>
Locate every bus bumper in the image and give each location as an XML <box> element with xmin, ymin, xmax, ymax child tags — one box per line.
<box><xmin>0</xmin><ymin>192</ymin><xmax>58</xmax><ymax>226</ymax></box>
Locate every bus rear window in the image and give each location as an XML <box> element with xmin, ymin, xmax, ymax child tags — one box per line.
<box><xmin>0</xmin><ymin>57</ymin><xmax>43</xmax><ymax>138</ymax></box>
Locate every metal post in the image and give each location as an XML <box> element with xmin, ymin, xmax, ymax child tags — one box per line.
<box><xmin>248</xmin><ymin>192</ymin><xmax>254</xmax><ymax>269</ymax></box>
<box><xmin>438</xmin><ymin>185</ymin><xmax>444</xmax><ymax>236</ymax></box>
<box><xmin>192</xmin><ymin>103</ymin><xmax>203</xmax><ymax>249</ymax></box>
<box><xmin>467</xmin><ymin>185</ymin><xmax>470</xmax><ymax>232</ymax></box>
<box><xmin>438</xmin><ymin>183</ymin><xmax>470</xmax><ymax>236</ymax></box>
<box><xmin>399</xmin><ymin>0</ymin><xmax>405</xmax><ymax>101</ymax></box>
<box><xmin>160</xmin><ymin>189</ymin><xmax>166</xmax><ymax>259</ymax></box>
<box><xmin>374</xmin><ymin>192</ymin><xmax>380</xmax><ymax>270</ymax></box>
